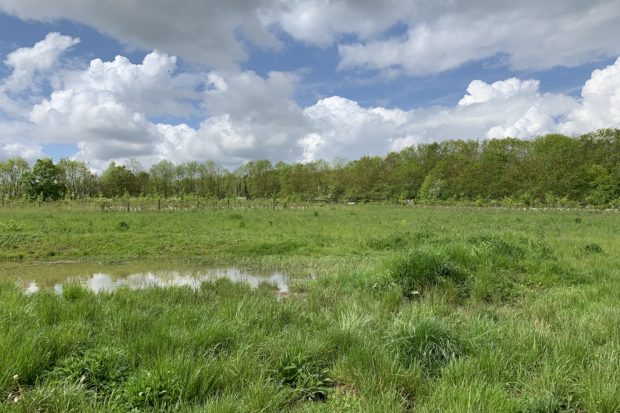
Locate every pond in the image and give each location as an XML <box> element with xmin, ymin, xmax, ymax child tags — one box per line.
<box><xmin>0</xmin><ymin>262</ymin><xmax>304</xmax><ymax>295</ymax></box>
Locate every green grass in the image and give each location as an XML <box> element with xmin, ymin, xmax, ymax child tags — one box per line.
<box><xmin>0</xmin><ymin>204</ymin><xmax>619</xmax><ymax>412</ymax></box>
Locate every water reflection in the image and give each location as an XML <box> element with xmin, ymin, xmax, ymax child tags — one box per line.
<box><xmin>23</xmin><ymin>268</ymin><xmax>293</xmax><ymax>295</ymax></box>
<box><xmin>25</xmin><ymin>282</ymin><xmax>39</xmax><ymax>295</ymax></box>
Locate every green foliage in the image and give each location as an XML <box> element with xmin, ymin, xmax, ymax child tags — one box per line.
<box><xmin>24</xmin><ymin>158</ymin><xmax>65</xmax><ymax>201</ymax></box>
<box><xmin>61</xmin><ymin>284</ymin><xmax>90</xmax><ymax>301</ymax></box>
<box><xmin>123</xmin><ymin>368</ymin><xmax>182</xmax><ymax>412</ymax></box>
<box><xmin>582</xmin><ymin>242</ymin><xmax>603</xmax><ymax>254</ymax></box>
<box><xmin>0</xmin><ymin>206</ymin><xmax>619</xmax><ymax>412</ymax></box>
<box><xmin>367</xmin><ymin>231</ymin><xmax>412</xmax><ymax>251</ymax></box>
<box><xmin>100</xmin><ymin>162</ymin><xmax>135</xmax><ymax>198</ymax></box>
<box><xmin>2</xmin><ymin>129</ymin><xmax>619</xmax><ymax>205</ymax></box>
<box><xmin>389</xmin><ymin>316</ymin><xmax>466</xmax><ymax>372</ymax></box>
<box><xmin>468</xmin><ymin>235</ymin><xmax>526</xmax><ymax>260</ymax></box>
<box><xmin>1</xmin><ymin>220</ymin><xmax>22</xmax><ymax>232</ymax></box>
<box><xmin>274</xmin><ymin>354</ymin><xmax>333</xmax><ymax>402</ymax></box>
<box><xmin>386</xmin><ymin>249</ymin><xmax>468</xmax><ymax>298</ymax></box>
<box><xmin>243</xmin><ymin>240</ymin><xmax>305</xmax><ymax>256</ymax></box>
<box><xmin>45</xmin><ymin>347</ymin><xmax>132</xmax><ymax>391</ymax></box>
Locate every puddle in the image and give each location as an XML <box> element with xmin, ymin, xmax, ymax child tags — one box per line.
<box><xmin>3</xmin><ymin>263</ymin><xmax>302</xmax><ymax>295</ymax></box>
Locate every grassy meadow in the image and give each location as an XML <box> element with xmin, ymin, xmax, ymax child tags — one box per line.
<box><xmin>1</xmin><ymin>204</ymin><xmax>619</xmax><ymax>412</ymax></box>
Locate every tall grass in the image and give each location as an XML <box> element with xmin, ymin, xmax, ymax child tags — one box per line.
<box><xmin>0</xmin><ymin>205</ymin><xmax>618</xmax><ymax>411</ymax></box>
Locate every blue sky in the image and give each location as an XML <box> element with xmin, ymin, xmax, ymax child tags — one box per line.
<box><xmin>0</xmin><ymin>1</ymin><xmax>619</xmax><ymax>169</ymax></box>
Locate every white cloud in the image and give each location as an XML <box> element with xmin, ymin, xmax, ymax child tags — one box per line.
<box><xmin>302</xmin><ymin>96</ymin><xmax>410</xmax><ymax>160</ymax></box>
<box><xmin>0</xmin><ymin>0</ymin><xmax>279</xmax><ymax>68</ymax></box>
<box><xmin>27</xmin><ymin>51</ymin><xmax>206</xmax><ymax>162</ymax></box>
<box><xmin>2</xmin><ymin>1</ymin><xmax>619</xmax><ymax>75</ymax></box>
<box><xmin>561</xmin><ymin>57</ymin><xmax>620</xmax><ymax>134</ymax></box>
<box><xmin>30</xmin><ymin>86</ymin><xmax>160</xmax><ymax>158</ymax></box>
<box><xmin>0</xmin><ymin>32</ymin><xmax>79</xmax><ymax>119</ymax></box>
<box><xmin>1</xmin><ymin>33</ymin><xmax>620</xmax><ymax>169</ymax></box>
<box><xmin>337</xmin><ymin>1</ymin><xmax>620</xmax><ymax>75</ymax></box>
<box><xmin>155</xmin><ymin>70</ymin><xmax>309</xmax><ymax>167</ymax></box>
<box><xmin>0</xmin><ymin>33</ymin><xmax>79</xmax><ymax>161</ymax></box>
<box><xmin>458</xmin><ymin>79</ymin><xmax>539</xmax><ymax>106</ymax></box>
<box><xmin>0</xmin><ymin>142</ymin><xmax>44</xmax><ymax>161</ymax></box>
<box><xmin>298</xmin><ymin>133</ymin><xmax>325</xmax><ymax>163</ymax></box>
<box><xmin>2</xmin><ymin>32</ymin><xmax>79</xmax><ymax>92</ymax></box>
<box><xmin>20</xmin><ymin>48</ymin><xmax>620</xmax><ymax>167</ymax></box>
<box><xmin>263</xmin><ymin>0</ymin><xmax>415</xmax><ymax>45</ymax></box>
<box><xmin>59</xmin><ymin>51</ymin><xmax>203</xmax><ymax>117</ymax></box>
<box><xmin>23</xmin><ymin>48</ymin><xmax>308</xmax><ymax>166</ymax></box>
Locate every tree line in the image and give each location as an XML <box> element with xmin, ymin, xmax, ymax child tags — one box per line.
<box><xmin>1</xmin><ymin>129</ymin><xmax>619</xmax><ymax>207</ymax></box>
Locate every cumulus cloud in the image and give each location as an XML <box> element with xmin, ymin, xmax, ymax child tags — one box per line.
<box><xmin>2</xmin><ymin>32</ymin><xmax>79</xmax><ymax>92</ymax></box>
<box><xmin>0</xmin><ymin>142</ymin><xmax>44</xmax><ymax>161</ymax></box>
<box><xmin>27</xmin><ymin>50</ymin><xmax>206</xmax><ymax>162</ymax></box>
<box><xmin>300</xmin><ymin>59</ymin><xmax>620</xmax><ymax>159</ymax></box>
<box><xmin>0</xmin><ymin>33</ymin><xmax>78</xmax><ymax>161</ymax></box>
<box><xmin>0</xmin><ymin>32</ymin><xmax>79</xmax><ymax>119</ymax></box>
<box><xmin>156</xmin><ymin>70</ymin><xmax>309</xmax><ymax>167</ymax></box>
<box><xmin>20</xmin><ymin>47</ymin><xmax>307</xmax><ymax>166</ymax></box>
<box><xmin>30</xmin><ymin>81</ymin><xmax>160</xmax><ymax>160</ymax></box>
<box><xmin>57</xmin><ymin>51</ymin><xmax>203</xmax><ymax>117</ymax></box>
<box><xmin>18</xmin><ymin>49</ymin><xmax>620</xmax><ymax>166</ymax></box>
<box><xmin>561</xmin><ymin>57</ymin><xmax>620</xmax><ymax>134</ymax></box>
<box><xmin>302</xmin><ymin>96</ymin><xmax>411</xmax><ymax>160</ymax></box>
<box><xmin>2</xmin><ymin>32</ymin><xmax>620</xmax><ymax>167</ymax></box>
<box><xmin>458</xmin><ymin>79</ymin><xmax>539</xmax><ymax>106</ymax></box>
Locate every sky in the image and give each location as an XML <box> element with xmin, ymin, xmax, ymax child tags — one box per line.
<box><xmin>0</xmin><ymin>0</ymin><xmax>619</xmax><ymax>171</ymax></box>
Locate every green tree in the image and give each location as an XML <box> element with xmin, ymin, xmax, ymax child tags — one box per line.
<box><xmin>150</xmin><ymin>160</ymin><xmax>176</xmax><ymax>197</ymax></box>
<box><xmin>0</xmin><ymin>157</ymin><xmax>30</xmax><ymax>200</ymax></box>
<box><xmin>100</xmin><ymin>162</ymin><xmax>135</xmax><ymax>198</ymax></box>
<box><xmin>58</xmin><ymin>159</ymin><xmax>98</xmax><ymax>199</ymax></box>
<box><xmin>24</xmin><ymin>158</ymin><xmax>65</xmax><ymax>201</ymax></box>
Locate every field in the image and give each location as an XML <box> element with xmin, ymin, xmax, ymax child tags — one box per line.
<box><xmin>1</xmin><ymin>204</ymin><xmax>619</xmax><ymax>412</ymax></box>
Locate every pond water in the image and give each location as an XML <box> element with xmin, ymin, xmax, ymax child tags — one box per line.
<box><xmin>2</xmin><ymin>263</ymin><xmax>301</xmax><ymax>295</ymax></box>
